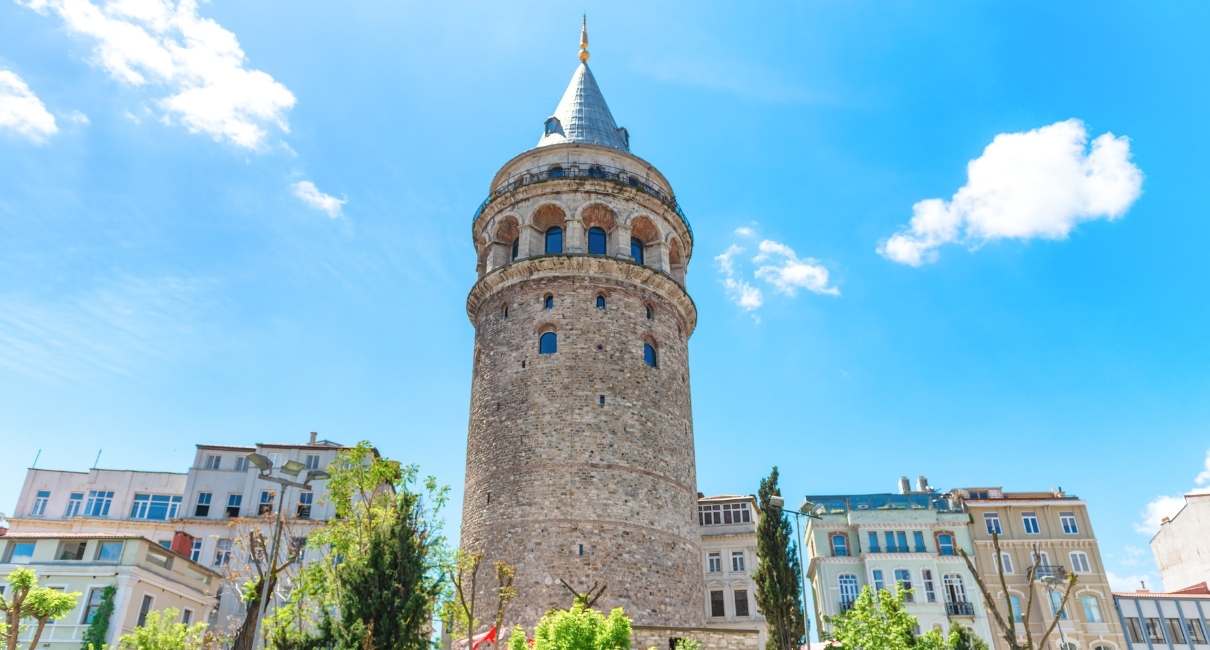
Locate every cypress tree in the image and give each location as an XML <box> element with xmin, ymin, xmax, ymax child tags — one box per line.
<box><xmin>752</xmin><ymin>466</ymin><xmax>805</xmax><ymax>650</ymax></box>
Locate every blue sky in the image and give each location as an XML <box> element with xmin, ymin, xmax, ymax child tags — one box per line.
<box><xmin>2</xmin><ymin>0</ymin><xmax>1208</xmax><ymax>597</ymax></box>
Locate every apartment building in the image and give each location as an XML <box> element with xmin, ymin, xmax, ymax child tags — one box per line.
<box><xmin>698</xmin><ymin>494</ymin><xmax>768</xmax><ymax>648</ymax></box>
<box><xmin>1151</xmin><ymin>492</ymin><xmax>1210</xmax><ymax>592</ymax></box>
<box><xmin>0</xmin><ymin>533</ymin><xmax>221</xmax><ymax>648</ymax></box>
<box><xmin>954</xmin><ymin>486</ymin><xmax>1126</xmax><ymax>650</ymax></box>
<box><xmin>804</xmin><ymin>477</ymin><xmax>994</xmax><ymax>645</ymax></box>
<box><xmin>5</xmin><ymin>433</ymin><xmax>345</xmax><ymax>634</ymax></box>
<box><xmin>1113</xmin><ymin>582</ymin><xmax>1210</xmax><ymax>649</ymax></box>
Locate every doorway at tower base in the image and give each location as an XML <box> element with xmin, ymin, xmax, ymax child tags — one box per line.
<box><xmin>632</xmin><ymin>625</ymin><xmax>760</xmax><ymax>650</ymax></box>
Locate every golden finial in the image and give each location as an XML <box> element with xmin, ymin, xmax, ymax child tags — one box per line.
<box><xmin>579</xmin><ymin>15</ymin><xmax>590</xmax><ymax>64</ymax></box>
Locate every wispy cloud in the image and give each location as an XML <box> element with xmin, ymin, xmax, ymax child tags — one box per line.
<box><xmin>879</xmin><ymin>119</ymin><xmax>1143</xmax><ymax>266</ymax></box>
<box><xmin>20</xmin><ymin>0</ymin><xmax>296</xmax><ymax>150</ymax></box>
<box><xmin>1134</xmin><ymin>448</ymin><xmax>1210</xmax><ymax>534</ymax></box>
<box><xmin>637</xmin><ymin>52</ymin><xmax>825</xmax><ymax>104</ymax></box>
<box><xmin>1107</xmin><ymin>569</ymin><xmax>1157</xmax><ymax>593</ymax></box>
<box><xmin>716</xmin><ymin>225</ymin><xmax>837</xmax><ymax>318</ymax></box>
<box><xmin>292</xmin><ymin>180</ymin><xmax>346</xmax><ymax>219</ymax></box>
<box><xmin>0</xmin><ymin>69</ymin><xmax>58</xmax><ymax>142</ymax></box>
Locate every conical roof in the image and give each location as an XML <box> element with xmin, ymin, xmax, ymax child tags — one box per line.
<box><xmin>536</xmin><ymin>20</ymin><xmax>629</xmax><ymax>152</ymax></box>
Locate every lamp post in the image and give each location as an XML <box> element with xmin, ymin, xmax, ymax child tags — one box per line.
<box><xmin>769</xmin><ymin>495</ymin><xmax>822</xmax><ymax>650</ymax></box>
<box><xmin>1040</xmin><ymin>573</ymin><xmax>1069</xmax><ymax>650</ymax></box>
<box><xmin>245</xmin><ymin>452</ymin><xmax>329</xmax><ymax>649</ymax></box>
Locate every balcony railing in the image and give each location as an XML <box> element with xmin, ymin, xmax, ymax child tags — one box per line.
<box><xmin>839</xmin><ymin>598</ymin><xmax>856</xmax><ymax>613</ymax></box>
<box><xmin>1034</xmin><ymin>564</ymin><xmax>1067</xmax><ymax>581</ymax></box>
<box><xmin>946</xmin><ymin>601</ymin><xmax>975</xmax><ymax>616</ymax></box>
<box><xmin>472</xmin><ymin>163</ymin><xmax>693</xmax><ymax>240</ymax></box>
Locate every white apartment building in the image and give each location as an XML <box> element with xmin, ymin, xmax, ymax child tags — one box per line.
<box><xmin>1152</xmin><ymin>492</ymin><xmax>1210</xmax><ymax>593</ymax></box>
<box><xmin>804</xmin><ymin>477</ymin><xmax>994</xmax><ymax>646</ymax></box>
<box><xmin>698</xmin><ymin>494</ymin><xmax>768</xmax><ymax>648</ymax></box>
<box><xmin>5</xmin><ymin>433</ymin><xmax>345</xmax><ymax>635</ymax></box>
<box><xmin>1114</xmin><ymin>582</ymin><xmax>1210</xmax><ymax>649</ymax></box>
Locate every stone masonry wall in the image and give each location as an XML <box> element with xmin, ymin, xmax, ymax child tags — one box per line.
<box><xmin>633</xmin><ymin>626</ymin><xmax>761</xmax><ymax>650</ymax></box>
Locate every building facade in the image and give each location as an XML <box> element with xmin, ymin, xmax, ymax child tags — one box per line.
<box><xmin>457</xmin><ymin>21</ymin><xmax>730</xmax><ymax>647</ymax></box>
<box><xmin>5</xmin><ymin>433</ymin><xmax>343</xmax><ymax>634</ymax></box>
<box><xmin>1151</xmin><ymin>492</ymin><xmax>1210</xmax><ymax>592</ymax></box>
<box><xmin>0</xmin><ymin>533</ymin><xmax>221</xmax><ymax>648</ymax></box>
<box><xmin>699</xmin><ymin>495</ymin><xmax>768</xmax><ymax>648</ymax></box>
<box><xmin>955</xmin><ymin>486</ymin><xmax>1126</xmax><ymax>650</ymax></box>
<box><xmin>805</xmin><ymin>477</ymin><xmax>994</xmax><ymax>645</ymax></box>
<box><xmin>1113</xmin><ymin>582</ymin><xmax>1210</xmax><ymax>649</ymax></box>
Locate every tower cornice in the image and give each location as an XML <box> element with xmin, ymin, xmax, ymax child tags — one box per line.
<box><xmin>466</xmin><ymin>254</ymin><xmax>697</xmax><ymax>336</ymax></box>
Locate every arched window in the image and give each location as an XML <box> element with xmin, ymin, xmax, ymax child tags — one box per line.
<box><xmin>1009</xmin><ymin>595</ymin><xmax>1023</xmax><ymax>622</ymax></box>
<box><xmin>548</xmin><ymin>165</ymin><xmax>565</xmax><ymax>179</ymax></box>
<box><xmin>1081</xmin><ymin>595</ymin><xmax>1103</xmax><ymax>623</ymax></box>
<box><xmin>543</xmin><ymin>294</ymin><xmax>554</xmax><ymax>310</ymax></box>
<box><xmin>538</xmin><ymin>332</ymin><xmax>557</xmax><ymax>355</ymax></box>
<box><xmin>838</xmin><ymin>574</ymin><xmax>859</xmax><ymax>609</ymax></box>
<box><xmin>1049</xmin><ymin>590</ymin><xmax>1067</xmax><ymax>619</ymax></box>
<box><xmin>545</xmin><ymin>226</ymin><xmax>563</xmax><ymax>255</ymax></box>
<box><xmin>595</xmin><ymin>294</ymin><xmax>606</xmax><ymax>310</ymax></box>
<box><xmin>630</xmin><ymin>237</ymin><xmax>645</xmax><ymax>265</ymax></box>
<box><xmin>643</xmin><ymin>342</ymin><xmax>658</xmax><ymax>368</ymax></box>
<box><xmin>502</xmin><ymin>304</ymin><xmax>508</xmax><ymax>319</ymax></box>
<box><xmin>510</xmin><ymin>238</ymin><xmax>519</xmax><ymax>261</ymax></box>
<box><xmin>942</xmin><ymin>574</ymin><xmax>966</xmax><ymax>604</ymax></box>
<box><xmin>645</xmin><ymin>304</ymin><xmax>654</xmax><ymax>320</ymax></box>
<box><xmin>588</xmin><ymin>227</ymin><xmax>607</xmax><ymax>255</ymax></box>
<box><xmin>830</xmin><ymin>534</ymin><xmax>849</xmax><ymax>557</ymax></box>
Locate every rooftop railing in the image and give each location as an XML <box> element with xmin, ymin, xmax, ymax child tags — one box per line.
<box><xmin>472</xmin><ymin>163</ymin><xmax>692</xmax><ymax>240</ymax></box>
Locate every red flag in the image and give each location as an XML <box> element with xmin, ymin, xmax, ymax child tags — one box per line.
<box><xmin>471</xmin><ymin>626</ymin><xmax>497</xmax><ymax>650</ymax></box>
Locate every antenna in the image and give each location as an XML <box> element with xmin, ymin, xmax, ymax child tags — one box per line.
<box><xmin>31</xmin><ymin>449</ymin><xmax>41</xmax><ymax>468</ymax></box>
<box><xmin>93</xmin><ymin>449</ymin><xmax>102</xmax><ymax>469</ymax></box>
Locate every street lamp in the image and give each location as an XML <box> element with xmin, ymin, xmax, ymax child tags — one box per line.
<box><xmin>248</xmin><ymin>453</ymin><xmax>329</xmax><ymax>649</ymax></box>
<box><xmin>768</xmin><ymin>495</ymin><xmax>822</xmax><ymax>650</ymax></box>
<box><xmin>1040</xmin><ymin>572</ymin><xmax>1069</xmax><ymax>650</ymax></box>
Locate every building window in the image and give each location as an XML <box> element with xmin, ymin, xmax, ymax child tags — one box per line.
<box><xmin>1145</xmin><ymin>618</ymin><xmax>1164</xmax><ymax>643</ymax></box>
<box><xmin>1124</xmin><ymin>617</ymin><xmax>1144</xmax><ymax>643</ymax></box>
<box><xmin>57</xmin><ymin>540</ymin><xmax>87</xmax><ymax>561</ymax></box>
<box><xmin>867</xmin><ymin>531</ymin><xmax>880</xmax><ymax>553</ymax></box>
<box><xmin>544</xmin><ymin>226</ymin><xmax>563</xmax><ymax>254</ymax></box>
<box><xmin>872</xmin><ymin>569</ymin><xmax>885</xmax><ymax>592</ymax></box>
<box><xmin>1059</xmin><ymin>512</ymin><xmax>1079</xmax><ymax>534</ymax></box>
<box><xmin>731</xmin><ymin>551</ymin><xmax>745</xmax><ymax>572</ymax></box>
<box><xmin>226</xmin><ymin>494</ymin><xmax>242</xmax><ymax>518</ymax></box>
<box><xmin>1022</xmin><ymin>512</ymin><xmax>1040</xmax><ymax>535</ymax></box>
<box><xmin>181</xmin><ymin>609</ymin><xmax>193</xmax><ymax>625</ymax></box>
<box><xmin>95</xmin><ymin>541</ymin><xmax>123</xmax><ymax>562</ymax></box>
<box><xmin>234</xmin><ymin>456</ymin><xmax>249</xmax><ymax>472</ymax></box>
<box><xmin>895</xmin><ymin>531</ymin><xmax>908</xmax><ymax>552</ymax></box>
<box><xmin>883</xmin><ymin>531</ymin><xmax>896</xmax><ymax>552</ymax></box>
<box><xmin>213</xmin><ymin>539</ymin><xmax>233</xmax><ymax>566</ymax></box>
<box><xmin>1069</xmin><ymin>551</ymin><xmax>1091</xmax><ymax>573</ymax></box>
<box><xmin>643</xmin><ymin>342</ymin><xmax>658</xmax><ymax>367</ymax></box>
<box><xmin>894</xmin><ymin>569</ymin><xmax>913</xmax><ymax>602</ymax></box>
<box><xmin>64</xmin><ymin>492</ymin><xmax>83</xmax><ymax>517</ymax></box>
<box><xmin>1048</xmin><ymin>590</ymin><xmax>1067</xmax><ymax>619</ymax></box>
<box><xmin>982</xmin><ymin>512</ymin><xmax>1002</xmax><ymax>535</ymax></box>
<box><xmin>707</xmin><ymin>552</ymin><xmax>722</xmax><ymax>573</ymax></box>
<box><xmin>709</xmin><ymin>590</ymin><xmax>725</xmax><ymax>617</ymax></box>
<box><xmin>1167</xmin><ymin>618</ymin><xmax>1187</xmax><ymax>644</ymax></box>
<box><xmin>912</xmin><ymin>531</ymin><xmax>926</xmax><ymax>552</ymax></box>
<box><xmin>999</xmin><ymin>552</ymin><xmax>1014</xmax><ymax>574</ymax></box>
<box><xmin>305</xmin><ymin>454</ymin><xmax>320</xmax><ymax>470</ymax></box>
<box><xmin>1080</xmin><ymin>596</ymin><xmax>1103</xmax><ymax>623</ymax></box>
<box><xmin>547</xmin><ymin>164</ymin><xmax>565</xmax><ymax>179</ymax></box>
<box><xmin>30</xmin><ymin>490</ymin><xmax>50</xmax><ymax>516</ymax></box>
<box><xmin>195</xmin><ymin>492</ymin><xmax>212</xmax><ymax>517</ymax></box>
<box><xmin>203</xmin><ymin>454</ymin><xmax>221</xmax><ymax>470</ymax></box>
<box><xmin>510</xmin><ymin>238</ymin><xmax>519</xmax><ymax>261</ymax></box>
<box><xmin>84</xmin><ymin>490</ymin><xmax>114</xmax><ymax>517</ymax></box>
<box><xmin>130</xmin><ymin>494</ymin><xmax>182</xmax><ymax>520</ymax></box>
<box><xmin>136</xmin><ymin>595</ymin><xmax>154</xmax><ymax>627</ymax></box>
<box><xmin>698</xmin><ymin>502</ymin><xmax>752</xmax><ymax>526</ymax></box>
<box><xmin>1187</xmin><ymin>618</ymin><xmax>1208</xmax><ymax>644</ymax></box>
<box><xmin>922</xmin><ymin>569</ymin><xmax>937</xmax><ymax>603</ymax></box>
<box><xmin>734</xmin><ymin>589</ymin><xmax>750</xmax><ymax>617</ymax></box>
<box><xmin>645</xmin><ymin>304</ymin><xmax>653</xmax><ymax>320</ymax></box>
<box><xmin>297</xmin><ymin>492</ymin><xmax>314</xmax><ymax>519</ymax></box>
<box><xmin>543</xmin><ymin>294</ymin><xmax>554</xmax><ymax>310</ymax></box>
<box><xmin>1010</xmin><ymin>595</ymin><xmax>1023</xmax><ymax>622</ymax></box>
<box><xmin>838</xmin><ymin>574</ymin><xmax>859</xmax><ymax>609</ymax></box>
<box><xmin>596</xmin><ymin>294</ymin><xmax>606</xmax><ymax>310</ymax></box>
<box><xmin>539</xmin><ymin>331</ymin><xmax>557</xmax><ymax>355</ymax></box>
<box><xmin>830</xmin><ymin>534</ymin><xmax>849</xmax><ymax>557</ymax></box>
<box><xmin>81</xmin><ymin>588</ymin><xmax>107</xmax><ymax>624</ymax></box>
<box><xmin>259</xmin><ymin>490</ymin><xmax>276</xmax><ymax>515</ymax></box>
<box><xmin>588</xmin><ymin>227</ymin><xmax>607</xmax><ymax>255</ymax></box>
<box><xmin>190</xmin><ymin>538</ymin><xmax>202</xmax><ymax>562</ymax></box>
<box><xmin>4</xmin><ymin>542</ymin><xmax>35</xmax><ymax>564</ymax></box>
<box><xmin>630</xmin><ymin>237</ymin><xmax>645</xmax><ymax>265</ymax></box>
<box><xmin>942</xmin><ymin>574</ymin><xmax>967</xmax><ymax>604</ymax></box>
<box><xmin>936</xmin><ymin>533</ymin><xmax>955</xmax><ymax>556</ymax></box>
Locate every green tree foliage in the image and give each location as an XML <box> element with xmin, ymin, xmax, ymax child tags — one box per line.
<box><xmin>752</xmin><ymin>466</ymin><xmax>805</xmax><ymax>650</ymax></box>
<box><xmin>673</xmin><ymin>639</ymin><xmax>703</xmax><ymax>650</ymax></box>
<box><xmin>116</xmin><ymin>608</ymin><xmax>207</xmax><ymax>650</ymax></box>
<box><xmin>828</xmin><ymin>587</ymin><xmax>988</xmax><ymax>650</ymax></box>
<box><xmin>80</xmin><ymin>586</ymin><xmax>116</xmax><ymax>650</ymax></box>
<box><xmin>1</xmin><ymin>567</ymin><xmax>81</xmax><ymax>650</ymax></box>
<box><xmin>507</xmin><ymin>603</ymin><xmax>629</xmax><ymax>650</ymax></box>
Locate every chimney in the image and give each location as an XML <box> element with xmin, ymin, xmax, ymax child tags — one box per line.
<box><xmin>898</xmin><ymin>476</ymin><xmax>911</xmax><ymax>495</ymax></box>
<box><xmin>917</xmin><ymin>475</ymin><xmax>930</xmax><ymax>492</ymax></box>
<box><xmin>309</xmin><ymin>431</ymin><xmax>318</xmax><ymax>445</ymax></box>
<box><xmin>170</xmin><ymin>531</ymin><xmax>196</xmax><ymax>558</ymax></box>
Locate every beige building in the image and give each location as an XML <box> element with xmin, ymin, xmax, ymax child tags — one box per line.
<box><xmin>1151</xmin><ymin>492</ymin><xmax>1210</xmax><ymax>592</ymax></box>
<box><xmin>699</xmin><ymin>495</ymin><xmax>768</xmax><ymax>647</ymax></box>
<box><xmin>954</xmin><ymin>487</ymin><xmax>1126</xmax><ymax>650</ymax></box>
<box><xmin>0</xmin><ymin>533</ymin><xmax>220</xmax><ymax>648</ymax></box>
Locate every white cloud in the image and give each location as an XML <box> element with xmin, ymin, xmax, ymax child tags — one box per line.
<box><xmin>716</xmin><ymin>244</ymin><xmax>763</xmax><ymax>313</ymax></box>
<box><xmin>62</xmin><ymin>109</ymin><xmax>90</xmax><ymax>125</ymax></box>
<box><xmin>291</xmin><ymin>180</ymin><xmax>346</xmax><ymax>218</ymax></box>
<box><xmin>21</xmin><ymin>0</ymin><xmax>296</xmax><ymax>150</ymax></box>
<box><xmin>734</xmin><ymin>226</ymin><xmax>756</xmax><ymax>238</ymax></box>
<box><xmin>1106</xmin><ymin>570</ymin><xmax>1157</xmax><ymax>593</ymax></box>
<box><xmin>1135</xmin><ymin>449</ymin><xmax>1210</xmax><ymax>534</ymax></box>
<box><xmin>753</xmin><ymin>239</ymin><xmax>840</xmax><ymax>297</ymax></box>
<box><xmin>0</xmin><ymin>69</ymin><xmax>58</xmax><ymax>142</ymax></box>
<box><xmin>1196</xmin><ymin>449</ymin><xmax>1210</xmax><ymax>486</ymax></box>
<box><xmin>879</xmin><ymin>119</ymin><xmax>1143</xmax><ymax>266</ymax></box>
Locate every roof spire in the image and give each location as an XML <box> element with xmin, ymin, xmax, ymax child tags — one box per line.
<box><xmin>579</xmin><ymin>15</ymin><xmax>589</xmax><ymax>64</ymax></box>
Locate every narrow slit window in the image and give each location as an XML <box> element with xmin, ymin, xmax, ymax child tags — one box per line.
<box><xmin>596</xmin><ymin>294</ymin><xmax>606</xmax><ymax>310</ymax></box>
<box><xmin>643</xmin><ymin>342</ymin><xmax>658</xmax><ymax>367</ymax></box>
<box><xmin>539</xmin><ymin>332</ymin><xmax>557</xmax><ymax>355</ymax></box>
<box><xmin>544</xmin><ymin>294</ymin><xmax>554</xmax><ymax>310</ymax></box>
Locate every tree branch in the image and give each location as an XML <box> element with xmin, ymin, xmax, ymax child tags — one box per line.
<box><xmin>959</xmin><ymin>546</ymin><xmax>1014</xmax><ymax>649</ymax></box>
<box><xmin>1036</xmin><ymin>573</ymin><xmax>1078</xmax><ymax>650</ymax></box>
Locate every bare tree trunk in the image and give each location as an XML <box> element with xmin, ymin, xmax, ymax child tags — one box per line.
<box><xmin>232</xmin><ymin>574</ymin><xmax>276</xmax><ymax>650</ymax></box>
<box><xmin>25</xmin><ymin>619</ymin><xmax>47</xmax><ymax>650</ymax></box>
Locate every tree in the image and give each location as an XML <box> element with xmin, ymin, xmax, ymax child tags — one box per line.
<box><xmin>229</xmin><ymin>523</ymin><xmax>307</xmax><ymax>650</ymax></box>
<box><xmin>752</xmin><ymin>466</ymin><xmax>805</xmax><ymax>650</ymax></box>
<box><xmin>1</xmin><ymin>567</ymin><xmax>80</xmax><ymax>650</ymax></box>
<box><xmin>828</xmin><ymin>587</ymin><xmax>988</xmax><ymax>650</ymax></box>
<box><xmin>506</xmin><ymin>603</ymin><xmax>629</xmax><ymax>650</ymax></box>
<box><xmin>80</xmin><ymin>585</ymin><xmax>116</xmax><ymax>650</ymax></box>
<box><xmin>445</xmin><ymin>550</ymin><xmax>483</xmax><ymax>650</ymax></box>
<box><xmin>490</xmin><ymin>562</ymin><xmax>517</xmax><ymax>650</ymax></box>
<box><xmin>117</xmin><ymin>608</ymin><xmax>207</xmax><ymax>650</ymax></box>
<box><xmin>958</xmin><ymin>534</ymin><xmax>1076</xmax><ymax>650</ymax></box>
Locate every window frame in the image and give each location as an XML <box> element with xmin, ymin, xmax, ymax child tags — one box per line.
<box><xmin>1080</xmin><ymin>595</ymin><xmax>1103</xmax><ymax>623</ymax></box>
<box><xmin>225</xmin><ymin>493</ymin><xmax>242</xmax><ymax>518</ymax></box>
<box><xmin>643</xmin><ymin>341</ymin><xmax>658</xmax><ymax>368</ymax></box>
<box><xmin>539</xmin><ymin>331</ymin><xmax>557</xmax><ymax>355</ymax></box>
<box><xmin>56</xmin><ymin>540</ymin><xmax>88</xmax><ymax>561</ymax></box>
<box><xmin>630</xmin><ymin>237</ymin><xmax>645</xmax><ymax>265</ymax></box>
<box><xmin>709</xmin><ymin>589</ymin><xmax>725</xmax><ymax>618</ymax></box>
<box><xmin>894</xmin><ymin>569</ymin><xmax>914</xmax><ymax>602</ymax></box>
<box><xmin>998</xmin><ymin>551</ymin><xmax>1014</xmax><ymax>574</ymax></box>
<box><xmin>84</xmin><ymin>490</ymin><xmax>114</xmax><ymax>517</ymax></box>
<box><xmin>872</xmin><ymin>569</ymin><xmax>885</xmax><ymax>592</ymax></box>
<box><xmin>31</xmin><ymin>490</ymin><xmax>50</xmax><ymax>516</ymax></box>
<box><xmin>731</xmin><ymin>551</ymin><xmax>745</xmax><ymax>572</ymax></box>
<box><xmin>984</xmin><ymin>512</ymin><xmax>1002</xmax><ymax>535</ymax></box>
<box><xmin>1021</xmin><ymin>511</ymin><xmax>1041</xmax><ymax>535</ymax></box>
<box><xmin>136</xmin><ymin>594</ymin><xmax>154</xmax><ymax>627</ymax></box>
<box><xmin>707</xmin><ymin>552</ymin><xmax>722</xmax><ymax>573</ymax></box>
<box><xmin>4</xmin><ymin>542</ymin><xmax>36</xmax><ymax>564</ymax></box>
<box><xmin>936</xmin><ymin>532</ymin><xmax>956</xmax><ymax>556</ymax></box>
<box><xmin>587</xmin><ymin>226</ymin><xmax>607</xmax><ymax>255</ymax></box>
<box><xmin>1059</xmin><ymin>511</ymin><xmax>1079</xmax><ymax>534</ymax></box>
<box><xmin>838</xmin><ymin>574</ymin><xmax>859</xmax><ymax>607</ymax></box>
<box><xmin>297</xmin><ymin>491</ymin><xmax>314</xmax><ymax>519</ymax></box>
<box><xmin>64</xmin><ymin>492</ymin><xmax>83</xmax><ymax>518</ymax></box>
<box><xmin>830</xmin><ymin>533</ymin><xmax>849</xmax><ymax>557</ymax></box>
<box><xmin>1069</xmin><ymin>551</ymin><xmax>1091</xmax><ymax>574</ymax></box>
<box><xmin>733</xmin><ymin>589</ymin><xmax>750</xmax><ymax>617</ymax></box>
<box><xmin>190</xmin><ymin>538</ymin><xmax>203</xmax><ymax>562</ymax></box>
<box><xmin>95</xmin><ymin>540</ymin><xmax>124</xmax><ymax>562</ymax></box>
<box><xmin>544</xmin><ymin>226</ymin><xmax>563</xmax><ymax>255</ymax></box>
<box><xmin>194</xmin><ymin>492</ymin><xmax>212</xmax><ymax>517</ymax></box>
<box><xmin>921</xmin><ymin>569</ymin><xmax>937</xmax><ymax>603</ymax></box>
<box><xmin>595</xmin><ymin>294</ymin><xmax>606</xmax><ymax>310</ymax></box>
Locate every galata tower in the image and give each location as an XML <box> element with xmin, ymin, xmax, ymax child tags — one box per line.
<box><xmin>460</xmin><ymin>19</ymin><xmax>705</xmax><ymax>632</ymax></box>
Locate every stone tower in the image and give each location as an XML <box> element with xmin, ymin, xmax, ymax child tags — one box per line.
<box><xmin>460</xmin><ymin>20</ymin><xmax>704</xmax><ymax>633</ymax></box>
